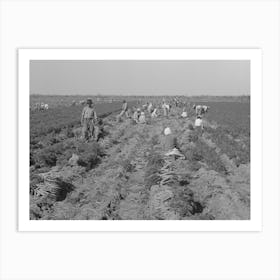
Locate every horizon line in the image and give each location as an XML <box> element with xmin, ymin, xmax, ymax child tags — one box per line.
<box><xmin>30</xmin><ymin>94</ymin><xmax>250</xmax><ymax>97</ymax></box>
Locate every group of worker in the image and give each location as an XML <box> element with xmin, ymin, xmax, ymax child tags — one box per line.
<box><xmin>161</xmin><ymin>104</ymin><xmax>209</xmax><ymax>158</ymax></box>
<box><xmin>117</xmin><ymin>99</ymin><xmax>174</xmax><ymax>124</ymax></box>
<box><xmin>117</xmin><ymin>99</ymin><xmax>208</xmax><ymax>128</ymax></box>
<box><xmin>80</xmin><ymin>98</ymin><xmax>209</xmax><ymax>144</ymax></box>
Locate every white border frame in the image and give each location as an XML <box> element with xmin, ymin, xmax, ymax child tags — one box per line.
<box><xmin>18</xmin><ymin>48</ymin><xmax>262</xmax><ymax>232</ymax></box>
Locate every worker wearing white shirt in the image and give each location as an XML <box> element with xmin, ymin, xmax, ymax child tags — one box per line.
<box><xmin>194</xmin><ymin>116</ymin><xmax>204</xmax><ymax>130</ymax></box>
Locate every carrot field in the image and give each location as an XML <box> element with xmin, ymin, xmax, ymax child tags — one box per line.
<box><xmin>30</xmin><ymin>96</ymin><xmax>250</xmax><ymax>220</ymax></box>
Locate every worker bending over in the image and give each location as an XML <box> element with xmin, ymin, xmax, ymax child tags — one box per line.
<box><xmin>163</xmin><ymin>127</ymin><xmax>185</xmax><ymax>159</ymax></box>
<box><xmin>194</xmin><ymin>115</ymin><xmax>204</xmax><ymax>130</ymax></box>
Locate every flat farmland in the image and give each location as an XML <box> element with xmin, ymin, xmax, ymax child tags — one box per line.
<box><xmin>31</xmin><ymin>102</ymin><xmax>122</xmax><ymax>137</ymax></box>
<box><xmin>203</xmin><ymin>101</ymin><xmax>250</xmax><ymax>132</ymax></box>
<box><xmin>29</xmin><ymin>96</ymin><xmax>250</xmax><ymax>221</ymax></box>
<box><xmin>30</xmin><ymin>95</ymin><xmax>138</xmax><ymax>108</ymax></box>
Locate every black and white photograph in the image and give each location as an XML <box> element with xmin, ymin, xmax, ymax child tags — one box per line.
<box><xmin>2</xmin><ymin>1</ymin><xmax>280</xmax><ymax>280</ymax></box>
<box><xmin>27</xmin><ymin>52</ymin><xmax>253</xmax><ymax>222</ymax></box>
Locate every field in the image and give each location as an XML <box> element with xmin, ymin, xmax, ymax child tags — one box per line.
<box><xmin>30</xmin><ymin>95</ymin><xmax>250</xmax><ymax>220</ymax></box>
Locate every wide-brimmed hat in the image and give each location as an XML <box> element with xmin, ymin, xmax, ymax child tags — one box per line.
<box><xmin>164</xmin><ymin>127</ymin><xmax>172</xmax><ymax>135</ymax></box>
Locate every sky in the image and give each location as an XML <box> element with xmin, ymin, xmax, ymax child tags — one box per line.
<box><xmin>30</xmin><ymin>60</ymin><xmax>250</xmax><ymax>96</ymax></box>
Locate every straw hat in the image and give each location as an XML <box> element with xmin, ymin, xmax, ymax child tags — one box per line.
<box><xmin>164</xmin><ymin>127</ymin><xmax>172</xmax><ymax>135</ymax></box>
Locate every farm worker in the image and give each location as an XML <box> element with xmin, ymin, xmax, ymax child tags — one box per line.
<box><xmin>81</xmin><ymin>98</ymin><xmax>98</xmax><ymax>141</ymax></box>
<box><xmin>163</xmin><ymin>127</ymin><xmax>185</xmax><ymax>159</ymax></box>
<box><xmin>127</xmin><ymin>108</ymin><xmax>132</xmax><ymax>118</ymax></box>
<box><xmin>93</xmin><ymin>117</ymin><xmax>103</xmax><ymax>141</ymax></box>
<box><xmin>147</xmin><ymin>102</ymin><xmax>153</xmax><ymax>114</ymax></box>
<box><xmin>35</xmin><ymin>103</ymin><xmax>40</xmax><ymax>111</ymax></box>
<box><xmin>151</xmin><ymin>108</ymin><xmax>158</xmax><ymax>118</ymax></box>
<box><xmin>202</xmin><ymin>105</ymin><xmax>209</xmax><ymax>113</ymax></box>
<box><xmin>194</xmin><ymin>116</ymin><xmax>204</xmax><ymax>130</ymax></box>
<box><xmin>133</xmin><ymin>108</ymin><xmax>141</xmax><ymax>123</ymax></box>
<box><xmin>193</xmin><ymin>104</ymin><xmax>203</xmax><ymax>117</ymax></box>
<box><xmin>142</xmin><ymin>103</ymin><xmax>148</xmax><ymax>110</ymax></box>
<box><xmin>162</xmin><ymin>102</ymin><xmax>169</xmax><ymax>116</ymax></box>
<box><xmin>193</xmin><ymin>104</ymin><xmax>209</xmax><ymax>116</ymax></box>
<box><xmin>181</xmin><ymin>107</ymin><xmax>188</xmax><ymax>118</ymax></box>
<box><xmin>118</xmin><ymin>100</ymin><xmax>129</xmax><ymax>118</ymax></box>
<box><xmin>138</xmin><ymin>112</ymin><xmax>146</xmax><ymax>124</ymax></box>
